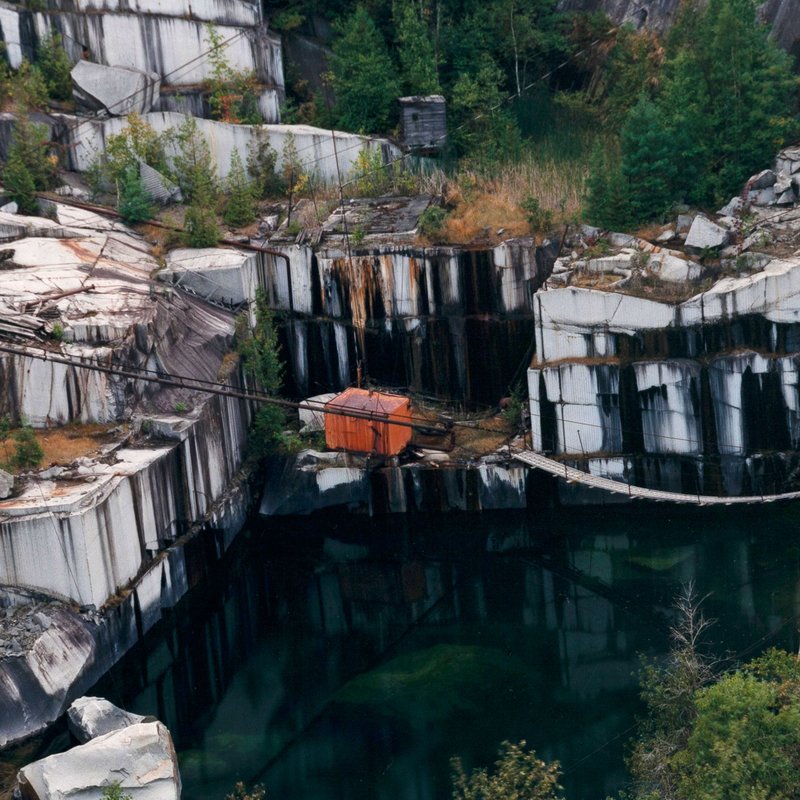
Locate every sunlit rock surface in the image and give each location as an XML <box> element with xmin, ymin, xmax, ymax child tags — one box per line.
<box><xmin>17</xmin><ymin>720</ymin><xmax>181</xmax><ymax>799</ymax></box>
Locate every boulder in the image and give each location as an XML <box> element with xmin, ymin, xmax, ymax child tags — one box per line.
<box><xmin>718</xmin><ymin>197</ymin><xmax>744</xmax><ymax>217</ymax></box>
<box><xmin>17</xmin><ymin>721</ymin><xmax>181</xmax><ymax>800</ymax></box>
<box><xmin>139</xmin><ymin>162</ymin><xmax>182</xmax><ymax>205</ymax></box>
<box><xmin>748</xmin><ymin>169</ymin><xmax>777</xmax><ymax>189</ymax></box>
<box><xmin>676</xmin><ymin>213</ymin><xmax>695</xmax><ymax>234</ymax></box>
<box><xmin>71</xmin><ymin>60</ymin><xmax>160</xmax><ymax>117</ymax></box>
<box><xmin>684</xmin><ymin>215</ymin><xmax>730</xmax><ymax>252</ymax></box>
<box><xmin>776</xmin><ymin>188</ymin><xmax>796</xmax><ymax>206</ymax></box>
<box><xmin>776</xmin><ymin>147</ymin><xmax>800</xmax><ymax>175</ymax></box>
<box><xmin>0</xmin><ymin>468</ymin><xmax>12</xmax><ymax>499</ymax></box>
<box><xmin>67</xmin><ymin>696</ymin><xmax>153</xmax><ymax>744</ymax></box>
<box><xmin>648</xmin><ymin>252</ymin><xmax>701</xmax><ymax>283</ymax></box>
<box><xmin>299</xmin><ymin>393</ymin><xmax>338</xmax><ymax>432</ymax></box>
<box><xmin>748</xmin><ymin>186</ymin><xmax>776</xmax><ymax>206</ymax></box>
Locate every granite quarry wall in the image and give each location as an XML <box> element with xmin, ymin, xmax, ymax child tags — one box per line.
<box><xmin>261</xmin><ymin>239</ymin><xmax>557</xmax><ymax>405</ymax></box>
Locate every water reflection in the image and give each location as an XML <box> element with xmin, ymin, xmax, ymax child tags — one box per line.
<box><xmin>90</xmin><ymin>505</ymin><xmax>800</xmax><ymax>800</ymax></box>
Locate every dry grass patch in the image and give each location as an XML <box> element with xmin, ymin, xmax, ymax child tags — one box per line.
<box><xmin>0</xmin><ymin>423</ymin><xmax>123</xmax><ymax>474</ymax></box>
<box><xmin>441</xmin><ymin>191</ymin><xmax>530</xmax><ymax>246</ymax></box>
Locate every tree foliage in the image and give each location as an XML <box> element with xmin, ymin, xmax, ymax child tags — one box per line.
<box><xmin>205</xmin><ymin>24</ymin><xmax>262</xmax><ymax>124</ymax></box>
<box><xmin>236</xmin><ymin>290</ymin><xmax>286</xmax><ymax>457</ymax></box>
<box><xmin>247</xmin><ymin>128</ymin><xmax>283</xmax><ymax>200</ymax></box>
<box><xmin>118</xmin><ymin>166</ymin><xmax>155</xmax><ymax>224</ymax></box>
<box><xmin>35</xmin><ymin>31</ymin><xmax>73</xmax><ymax>101</ymax></box>
<box><xmin>329</xmin><ymin>5</ymin><xmax>401</xmax><ymax>133</ymax></box>
<box><xmin>224</xmin><ymin>148</ymin><xmax>256</xmax><ymax>228</ymax></box>
<box><xmin>11</xmin><ymin>425</ymin><xmax>44</xmax><ymax>471</ymax></box>
<box><xmin>394</xmin><ymin>0</ymin><xmax>440</xmax><ymax>95</ymax></box>
<box><xmin>4</xmin><ymin>115</ymin><xmax>56</xmax><ymax>214</ymax></box>
<box><xmin>451</xmin><ymin>740</ymin><xmax>562</xmax><ymax>800</ymax></box>
<box><xmin>171</xmin><ymin>116</ymin><xmax>218</xmax><ymax>204</ymax></box>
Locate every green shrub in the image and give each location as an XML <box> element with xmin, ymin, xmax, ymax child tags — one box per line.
<box><xmin>184</xmin><ymin>203</ymin><xmax>220</xmax><ymax>248</ymax></box>
<box><xmin>223</xmin><ymin>149</ymin><xmax>256</xmax><ymax>228</ymax></box>
<box><xmin>11</xmin><ymin>425</ymin><xmax>43</xmax><ymax>471</ymax></box>
<box><xmin>35</xmin><ymin>31</ymin><xmax>72</xmax><ymax>101</ymax></box>
<box><xmin>417</xmin><ymin>206</ymin><xmax>447</xmax><ymax>242</ymax></box>
<box><xmin>520</xmin><ymin>196</ymin><xmax>554</xmax><ymax>236</ymax></box>
<box><xmin>247</xmin><ymin>128</ymin><xmax>282</xmax><ymax>200</ymax></box>
<box><xmin>118</xmin><ymin>166</ymin><xmax>155</xmax><ymax>224</ymax></box>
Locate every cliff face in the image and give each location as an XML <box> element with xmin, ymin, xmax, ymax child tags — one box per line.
<box><xmin>260</xmin><ymin>239</ymin><xmax>556</xmax><ymax>405</ymax></box>
<box><xmin>0</xmin><ymin>0</ymin><xmax>284</xmax><ymax>120</ymax></box>
<box><xmin>555</xmin><ymin>0</ymin><xmax>800</xmax><ymax>55</ymax></box>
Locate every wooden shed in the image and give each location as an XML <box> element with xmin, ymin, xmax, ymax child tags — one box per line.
<box><xmin>325</xmin><ymin>388</ymin><xmax>412</xmax><ymax>456</ymax></box>
<box><xmin>399</xmin><ymin>95</ymin><xmax>446</xmax><ymax>153</ymax></box>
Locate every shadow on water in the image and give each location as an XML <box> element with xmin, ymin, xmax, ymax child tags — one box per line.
<box><xmin>18</xmin><ymin>504</ymin><xmax>800</xmax><ymax>799</ymax></box>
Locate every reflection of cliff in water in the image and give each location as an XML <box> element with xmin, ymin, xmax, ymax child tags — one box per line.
<box><xmin>89</xmin><ymin>506</ymin><xmax>800</xmax><ymax>800</ymax></box>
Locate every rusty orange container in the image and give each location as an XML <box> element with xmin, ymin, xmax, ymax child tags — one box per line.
<box><xmin>325</xmin><ymin>388</ymin><xmax>412</xmax><ymax>456</ymax></box>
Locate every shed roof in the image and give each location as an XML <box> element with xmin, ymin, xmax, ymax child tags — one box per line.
<box><xmin>326</xmin><ymin>387</ymin><xmax>409</xmax><ymax>415</ymax></box>
<box><xmin>398</xmin><ymin>95</ymin><xmax>446</xmax><ymax>104</ymax></box>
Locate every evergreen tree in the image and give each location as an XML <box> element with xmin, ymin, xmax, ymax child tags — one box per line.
<box><xmin>246</xmin><ymin>128</ymin><xmax>282</xmax><ymax>199</ymax></box>
<box><xmin>4</xmin><ymin>150</ymin><xmax>38</xmax><ymax>215</ymax></box>
<box><xmin>185</xmin><ymin>202</ymin><xmax>221</xmax><ymax>247</ymax></box>
<box><xmin>171</xmin><ymin>116</ymin><xmax>218</xmax><ymax>204</ymax></box>
<box><xmin>35</xmin><ymin>31</ymin><xmax>73</xmax><ymax>101</ymax></box>
<box><xmin>584</xmin><ymin>142</ymin><xmax>633</xmax><ymax>231</ymax></box>
<box><xmin>394</xmin><ymin>1</ymin><xmax>440</xmax><ymax>95</ymax></box>
<box><xmin>224</xmin><ymin>149</ymin><xmax>256</xmax><ymax>228</ymax></box>
<box><xmin>11</xmin><ymin>425</ymin><xmax>43</xmax><ymax>471</ymax></box>
<box><xmin>659</xmin><ymin>0</ymin><xmax>797</xmax><ymax>204</ymax></box>
<box><xmin>330</xmin><ymin>5</ymin><xmax>401</xmax><ymax>133</ymax></box>
<box><xmin>3</xmin><ymin>116</ymin><xmax>55</xmax><ymax>214</ymax></box>
<box><xmin>449</xmin><ymin>54</ymin><xmax>519</xmax><ymax>164</ymax></box>
<box><xmin>620</xmin><ymin>95</ymin><xmax>676</xmax><ymax>224</ymax></box>
<box><xmin>118</xmin><ymin>166</ymin><xmax>155</xmax><ymax>224</ymax></box>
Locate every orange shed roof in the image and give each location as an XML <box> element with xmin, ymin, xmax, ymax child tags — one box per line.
<box><xmin>326</xmin><ymin>388</ymin><xmax>410</xmax><ymax>415</ymax></box>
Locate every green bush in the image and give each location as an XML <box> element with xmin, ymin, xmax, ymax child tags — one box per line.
<box><xmin>118</xmin><ymin>166</ymin><xmax>155</xmax><ymax>224</ymax></box>
<box><xmin>223</xmin><ymin>149</ymin><xmax>256</xmax><ymax>228</ymax></box>
<box><xmin>184</xmin><ymin>203</ymin><xmax>220</xmax><ymax>248</ymax></box>
<box><xmin>417</xmin><ymin>206</ymin><xmax>447</xmax><ymax>242</ymax></box>
<box><xmin>11</xmin><ymin>425</ymin><xmax>43</xmax><ymax>471</ymax></box>
<box><xmin>35</xmin><ymin>31</ymin><xmax>73</xmax><ymax>101</ymax></box>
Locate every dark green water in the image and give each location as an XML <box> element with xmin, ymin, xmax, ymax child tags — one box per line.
<box><xmin>82</xmin><ymin>505</ymin><xmax>800</xmax><ymax>798</ymax></box>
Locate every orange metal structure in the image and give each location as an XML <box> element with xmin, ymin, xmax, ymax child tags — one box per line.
<box><xmin>325</xmin><ymin>388</ymin><xmax>412</xmax><ymax>456</ymax></box>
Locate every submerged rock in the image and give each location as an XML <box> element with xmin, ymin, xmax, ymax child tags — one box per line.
<box><xmin>17</xmin><ymin>720</ymin><xmax>181</xmax><ymax>800</ymax></box>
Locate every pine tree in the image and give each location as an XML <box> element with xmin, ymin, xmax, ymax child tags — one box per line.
<box><xmin>223</xmin><ymin>149</ymin><xmax>256</xmax><ymax>228</ymax></box>
<box><xmin>620</xmin><ymin>94</ymin><xmax>676</xmax><ymax>224</ymax></box>
<box><xmin>185</xmin><ymin>202</ymin><xmax>221</xmax><ymax>248</ymax></box>
<box><xmin>584</xmin><ymin>143</ymin><xmax>633</xmax><ymax>231</ymax></box>
<box><xmin>659</xmin><ymin>0</ymin><xmax>797</xmax><ymax>204</ymax></box>
<box><xmin>171</xmin><ymin>116</ymin><xmax>218</xmax><ymax>204</ymax></box>
<box><xmin>4</xmin><ymin>151</ymin><xmax>37</xmax><ymax>215</ymax></box>
<box><xmin>246</xmin><ymin>128</ymin><xmax>282</xmax><ymax>200</ymax></box>
<box><xmin>35</xmin><ymin>31</ymin><xmax>73</xmax><ymax>101</ymax></box>
<box><xmin>394</xmin><ymin>1</ymin><xmax>440</xmax><ymax>95</ymax></box>
<box><xmin>330</xmin><ymin>6</ymin><xmax>401</xmax><ymax>133</ymax></box>
<box><xmin>3</xmin><ymin>116</ymin><xmax>54</xmax><ymax>215</ymax></box>
<box><xmin>118</xmin><ymin>166</ymin><xmax>155</xmax><ymax>224</ymax></box>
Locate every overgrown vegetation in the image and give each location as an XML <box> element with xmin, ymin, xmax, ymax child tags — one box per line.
<box><xmin>236</xmin><ymin>290</ymin><xmax>287</xmax><ymax>457</ymax></box>
<box><xmin>3</xmin><ymin>115</ymin><xmax>57</xmax><ymax>214</ymax></box>
<box><xmin>205</xmin><ymin>25</ymin><xmax>262</xmax><ymax>124</ymax></box>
